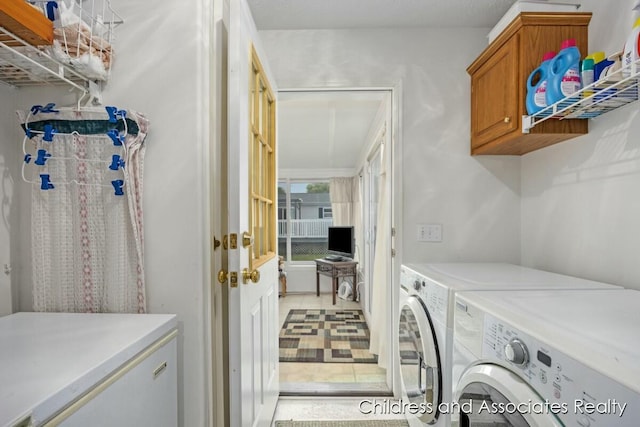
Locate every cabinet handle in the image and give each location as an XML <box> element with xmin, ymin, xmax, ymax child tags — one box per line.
<box><xmin>153</xmin><ymin>361</ymin><xmax>168</xmax><ymax>379</ymax></box>
<box><xmin>504</xmin><ymin>117</ymin><xmax>511</xmax><ymax>123</ymax></box>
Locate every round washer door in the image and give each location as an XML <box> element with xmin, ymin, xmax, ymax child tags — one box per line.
<box><xmin>456</xmin><ymin>364</ymin><xmax>562</xmax><ymax>427</ymax></box>
<box><xmin>398</xmin><ymin>295</ymin><xmax>442</xmax><ymax>424</ymax></box>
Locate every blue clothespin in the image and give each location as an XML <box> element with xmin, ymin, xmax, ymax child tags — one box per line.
<box><xmin>24</xmin><ymin>127</ymin><xmax>33</xmax><ymax>139</ymax></box>
<box><xmin>30</xmin><ymin>103</ymin><xmax>59</xmax><ymax>115</ymax></box>
<box><xmin>105</xmin><ymin>106</ymin><xmax>127</xmax><ymax>123</ymax></box>
<box><xmin>24</xmin><ymin>154</ymin><xmax>32</xmax><ymax>164</ymax></box>
<box><xmin>40</xmin><ymin>174</ymin><xmax>54</xmax><ymax>190</ymax></box>
<box><xmin>45</xmin><ymin>2</ymin><xmax>58</xmax><ymax>21</ymax></box>
<box><xmin>34</xmin><ymin>149</ymin><xmax>51</xmax><ymax>166</ymax></box>
<box><xmin>109</xmin><ymin>154</ymin><xmax>125</xmax><ymax>171</ymax></box>
<box><xmin>106</xmin><ymin>129</ymin><xmax>124</xmax><ymax>146</ymax></box>
<box><xmin>111</xmin><ymin>180</ymin><xmax>124</xmax><ymax>196</ymax></box>
<box><xmin>43</xmin><ymin>124</ymin><xmax>56</xmax><ymax>142</ymax></box>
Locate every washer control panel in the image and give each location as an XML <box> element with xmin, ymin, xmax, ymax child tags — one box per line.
<box><xmin>400</xmin><ymin>266</ymin><xmax>448</xmax><ymax>325</ymax></box>
<box><xmin>482</xmin><ymin>314</ymin><xmax>639</xmax><ymax>426</ymax></box>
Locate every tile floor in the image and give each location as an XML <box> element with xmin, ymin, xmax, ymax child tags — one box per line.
<box><xmin>271</xmin><ymin>397</ymin><xmax>407</xmax><ymax>425</ymax></box>
<box><xmin>278</xmin><ymin>293</ymin><xmax>388</xmax><ymax>390</ymax></box>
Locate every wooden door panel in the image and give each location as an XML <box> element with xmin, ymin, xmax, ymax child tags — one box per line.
<box><xmin>471</xmin><ymin>35</ymin><xmax>519</xmax><ymax>149</ymax></box>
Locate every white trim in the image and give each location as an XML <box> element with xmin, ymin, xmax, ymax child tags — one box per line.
<box><xmin>276</xmin><ymin>84</ymin><xmax>402</xmax><ymax>393</ymax></box>
<box><xmin>390</xmin><ymin>78</ymin><xmax>403</xmax><ymax>395</ymax></box>
<box><xmin>279</xmin><ymin>168</ymin><xmax>356</xmax><ymax>179</ymax></box>
<box><xmin>198</xmin><ymin>0</ymin><xmax>215</xmax><ymax>425</ymax></box>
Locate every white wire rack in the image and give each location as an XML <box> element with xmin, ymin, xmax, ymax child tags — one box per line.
<box><xmin>522</xmin><ymin>57</ymin><xmax>640</xmax><ymax>133</ymax></box>
<box><xmin>0</xmin><ymin>0</ymin><xmax>122</xmax><ymax>97</ymax></box>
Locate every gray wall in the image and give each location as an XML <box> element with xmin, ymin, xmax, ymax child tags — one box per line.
<box><xmin>260</xmin><ymin>27</ymin><xmax>523</xmax><ymax>269</ymax></box>
<box><xmin>521</xmin><ymin>0</ymin><xmax>640</xmax><ymax>289</ymax></box>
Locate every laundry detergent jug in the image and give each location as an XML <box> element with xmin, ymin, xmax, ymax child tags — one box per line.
<box><xmin>547</xmin><ymin>39</ymin><xmax>582</xmax><ymax>106</ymax></box>
<box><xmin>526</xmin><ymin>51</ymin><xmax>556</xmax><ymax>115</ymax></box>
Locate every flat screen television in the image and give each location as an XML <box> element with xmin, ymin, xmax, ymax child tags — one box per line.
<box><xmin>327</xmin><ymin>226</ymin><xmax>355</xmax><ymax>260</ymax></box>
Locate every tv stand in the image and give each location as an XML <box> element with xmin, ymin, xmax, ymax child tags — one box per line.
<box><xmin>315</xmin><ymin>258</ymin><xmax>358</xmax><ymax>305</ymax></box>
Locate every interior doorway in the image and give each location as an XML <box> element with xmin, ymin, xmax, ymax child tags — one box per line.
<box><xmin>276</xmin><ymin>88</ymin><xmax>395</xmax><ymax>395</ymax></box>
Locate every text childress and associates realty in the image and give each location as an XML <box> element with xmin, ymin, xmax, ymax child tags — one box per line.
<box><xmin>358</xmin><ymin>399</ymin><xmax>628</xmax><ymax>417</ymax></box>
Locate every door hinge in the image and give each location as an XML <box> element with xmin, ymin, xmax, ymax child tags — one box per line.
<box><xmin>391</xmin><ymin>227</ymin><xmax>396</xmax><ymax>237</ymax></box>
<box><xmin>391</xmin><ymin>248</ymin><xmax>396</xmax><ymax>258</ymax></box>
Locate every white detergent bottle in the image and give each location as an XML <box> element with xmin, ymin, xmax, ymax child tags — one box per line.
<box><xmin>622</xmin><ymin>17</ymin><xmax>640</xmax><ymax>78</ymax></box>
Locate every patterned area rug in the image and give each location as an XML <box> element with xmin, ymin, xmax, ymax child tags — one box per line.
<box><xmin>279</xmin><ymin>309</ymin><xmax>378</xmax><ymax>363</ymax></box>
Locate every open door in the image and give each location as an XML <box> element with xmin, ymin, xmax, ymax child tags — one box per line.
<box><xmin>220</xmin><ymin>0</ymin><xmax>279</xmax><ymax>425</ymax></box>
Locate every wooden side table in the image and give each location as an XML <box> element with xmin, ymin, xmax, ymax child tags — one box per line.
<box><xmin>315</xmin><ymin>258</ymin><xmax>358</xmax><ymax>305</ymax></box>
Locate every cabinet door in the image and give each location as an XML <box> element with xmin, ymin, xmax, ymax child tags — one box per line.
<box><xmin>46</xmin><ymin>334</ymin><xmax>178</xmax><ymax>427</ymax></box>
<box><xmin>470</xmin><ymin>34</ymin><xmax>520</xmax><ymax>151</ymax></box>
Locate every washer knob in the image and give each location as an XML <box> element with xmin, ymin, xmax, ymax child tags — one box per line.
<box><xmin>413</xmin><ymin>280</ymin><xmax>422</xmax><ymax>291</ymax></box>
<box><xmin>504</xmin><ymin>338</ymin><xmax>529</xmax><ymax>366</ymax></box>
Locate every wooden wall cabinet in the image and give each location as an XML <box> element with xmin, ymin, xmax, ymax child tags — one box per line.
<box><xmin>467</xmin><ymin>12</ymin><xmax>592</xmax><ymax>155</ymax></box>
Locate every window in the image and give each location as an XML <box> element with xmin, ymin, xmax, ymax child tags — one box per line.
<box><xmin>249</xmin><ymin>46</ymin><xmax>276</xmax><ymax>269</ymax></box>
<box><xmin>319</xmin><ymin>207</ymin><xmax>333</xmax><ymax>219</ymax></box>
<box><xmin>278</xmin><ymin>180</ymin><xmax>331</xmax><ymax>262</ymax></box>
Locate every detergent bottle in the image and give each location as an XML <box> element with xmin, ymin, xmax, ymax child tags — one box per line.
<box><xmin>546</xmin><ymin>39</ymin><xmax>582</xmax><ymax>106</ymax></box>
<box><xmin>622</xmin><ymin>17</ymin><xmax>640</xmax><ymax>78</ymax></box>
<box><xmin>580</xmin><ymin>58</ymin><xmax>595</xmax><ymax>103</ymax></box>
<box><xmin>526</xmin><ymin>51</ymin><xmax>556</xmax><ymax>114</ymax></box>
<box><xmin>585</xmin><ymin>51</ymin><xmax>614</xmax><ymax>81</ymax></box>
<box><xmin>596</xmin><ymin>51</ymin><xmax>627</xmax><ymax>106</ymax></box>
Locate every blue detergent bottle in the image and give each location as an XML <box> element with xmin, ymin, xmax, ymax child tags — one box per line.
<box><xmin>546</xmin><ymin>39</ymin><xmax>582</xmax><ymax>107</ymax></box>
<box><xmin>526</xmin><ymin>51</ymin><xmax>556</xmax><ymax>115</ymax></box>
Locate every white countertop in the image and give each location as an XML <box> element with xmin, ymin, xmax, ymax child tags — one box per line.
<box><xmin>0</xmin><ymin>312</ymin><xmax>177</xmax><ymax>427</ymax></box>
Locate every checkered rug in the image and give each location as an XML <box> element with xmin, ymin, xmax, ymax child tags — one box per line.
<box><xmin>279</xmin><ymin>309</ymin><xmax>378</xmax><ymax>363</ymax></box>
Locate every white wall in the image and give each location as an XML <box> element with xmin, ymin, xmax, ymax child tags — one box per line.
<box><xmin>0</xmin><ymin>85</ymin><xmax>18</xmax><ymax>316</ymax></box>
<box><xmin>100</xmin><ymin>2</ymin><xmax>210</xmax><ymax>425</ymax></box>
<box><xmin>3</xmin><ymin>0</ymin><xmax>211</xmax><ymax>425</ymax></box>
<box><xmin>521</xmin><ymin>0</ymin><xmax>640</xmax><ymax>289</ymax></box>
<box><xmin>260</xmin><ymin>28</ymin><xmax>522</xmax><ymax>267</ymax></box>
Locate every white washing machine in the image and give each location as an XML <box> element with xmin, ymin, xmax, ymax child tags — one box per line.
<box><xmin>399</xmin><ymin>267</ymin><xmax>447</xmax><ymax>426</ymax></box>
<box><xmin>397</xmin><ymin>263</ymin><xmax>621</xmax><ymax>426</ymax></box>
<box><xmin>452</xmin><ymin>289</ymin><xmax>640</xmax><ymax>426</ymax></box>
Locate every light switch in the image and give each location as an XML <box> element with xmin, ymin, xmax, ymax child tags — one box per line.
<box><xmin>417</xmin><ymin>224</ymin><xmax>442</xmax><ymax>242</ymax></box>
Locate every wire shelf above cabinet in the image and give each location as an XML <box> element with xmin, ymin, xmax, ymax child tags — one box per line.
<box><xmin>0</xmin><ymin>0</ymin><xmax>123</xmax><ymax>100</ymax></box>
<box><xmin>522</xmin><ymin>58</ymin><xmax>640</xmax><ymax>133</ymax></box>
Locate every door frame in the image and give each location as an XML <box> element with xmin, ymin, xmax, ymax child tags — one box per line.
<box><xmin>207</xmin><ymin>0</ymin><xmax>281</xmax><ymax>425</ymax></box>
<box><xmin>277</xmin><ymin>84</ymin><xmax>403</xmax><ymax>391</ymax></box>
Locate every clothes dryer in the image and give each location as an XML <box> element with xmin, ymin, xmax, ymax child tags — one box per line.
<box><xmin>397</xmin><ymin>263</ymin><xmax>621</xmax><ymax>427</ymax></box>
<box><xmin>452</xmin><ymin>289</ymin><xmax>640</xmax><ymax>426</ymax></box>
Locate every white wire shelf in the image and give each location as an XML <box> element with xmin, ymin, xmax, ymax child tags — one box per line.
<box><xmin>522</xmin><ymin>57</ymin><xmax>640</xmax><ymax>133</ymax></box>
<box><xmin>0</xmin><ymin>0</ymin><xmax>123</xmax><ymax>98</ymax></box>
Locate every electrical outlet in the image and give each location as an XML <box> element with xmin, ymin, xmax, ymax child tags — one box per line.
<box><xmin>417</xmin><ymin>224</ymin><xmax>442</xmax><ymax>242</ymax></box>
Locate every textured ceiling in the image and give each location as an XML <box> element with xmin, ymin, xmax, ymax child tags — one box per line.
<box><xmin>247</xmin><ymin>0</ymin><xmax>517</xmax><ymax>30</ymax></box>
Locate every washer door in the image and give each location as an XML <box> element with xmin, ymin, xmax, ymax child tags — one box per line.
<box><xmin>456</xmin><ymin>364</ymin><xmax>562</xmax><ymax>427</ymax></box>
<box><xmin>398</xmin><ymin>295</ymin><xmax>442</xmax><ymax>424</ymax></box>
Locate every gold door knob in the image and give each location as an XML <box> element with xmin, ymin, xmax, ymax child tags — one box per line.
<box><xmin>213</xmin><ymin>236</ymin><xmax>221</xmax><ymax>251</ymax></box>
<box><xmin>242</xmin><ymin>268</ymin><xmax>260</xmax><ymax>284</ymax></box>
<box><xmin>242</xmin><ymin>231</ymin><xmax>253</xmax><ymax>248</ymax></box>
<box><xmin>217</xmin><ymin>269</ymin><xmax>228</xmax><ymax>284</ymax></box>
<box><xmin>504</xmin><ymin>117</ymin><xmax>511</xmax><ymax>123</ymax></box>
